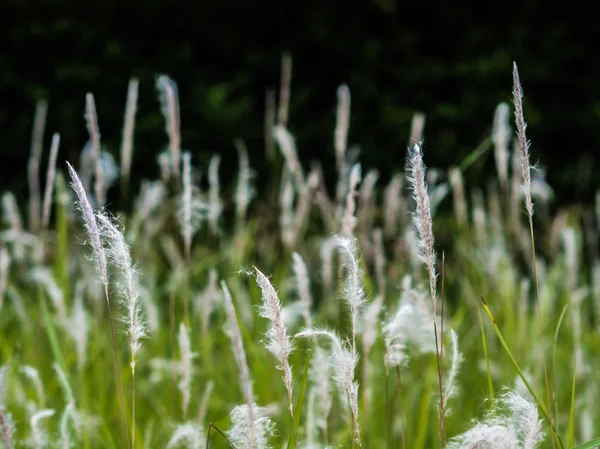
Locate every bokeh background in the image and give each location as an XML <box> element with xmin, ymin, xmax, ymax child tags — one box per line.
<box><xmin>1</xmin><ymin>0</ymin><xmax>599</xmax><ymax>204</ymax></box>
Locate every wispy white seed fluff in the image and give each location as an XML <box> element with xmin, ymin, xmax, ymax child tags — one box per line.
<box><xmin>156</xmin><ymin>75</ymin><xmax>181</xmax><ymax>184</ymax></box>
<box><xmin>84</xmin><ymin>93</ymin><xmax>105</xmax><ymax>208</ymax></box>
<box><xmin>27</xmin><ymin>99</ymin><xmax>48</xmax><ymax>233</ymax></box>
<box><xmin>254</xmin><ymin>267</ymin><xmax>294</xmax><ymax>419</ymax></box>
<box><xmin>409</xmin><ymin>111</ymin><xmax>426</xmax><ymax>146</ymax></box>
<box><xmin>41</xmin><ymin>133</ymin><xmax>60</xmax><ymax>230</ymax></box>
<box><xmin>277</xmin><ymin>53</ymin><xmax>292</xmax><ymax>128</ymax></box>
<box><xmin>341</xmin><ymin>164</ymin><xmax>361</xmax><ymax>238</ymax></box>
<box><xmin>167</xmin><ymin>422</ymin><xmax>204</xmax><ymax>449</ymax></box>
<box><xmin>407</xmin><ymin>143</ymin><xmax>438</xmax><ymax>310</ymax></box>
<box><xmin>336</xmin><ymin>236</ymin><xmax>366</xmax><ymax>350</ymax></box>
<box><xmin>335</xmin><ymin>84</ymin><xmax>351</xmax><ymax>173</ymax></box>
<box><xmin>228</xmin><ymin>403</ymin><xmax>276</xmax><ymax>449</ymax></box>
<box><xmin>296</xmin><ymin>329</ymin><xmax>362</xmax><ymax>447</ymax></box>
<box><xmin>0</xmin><ymin>365</ymin><xmax>14</xmax><ymax>449</ymax></box>
<box><xmin>30</xmin><ymin>409</ymin><xmax>55</xmax><ymax>449</ymax></box>
<box><xmin>120</xmin><ymin>78</ymin><xmax>139</xmax><ymax>181</ymax></box>
<box><xmin>493</xmin><ymin>102</ymin><xmax>511</xmax><ymax>189</ymax></box>
<box><xmin>97</xmin><ymin>213</ymin><xmax>146</xmax><ymax>373</ymax></box>
<box><xmin>512</xmin><ymin>63</ymin><xmax>534</xmax><ymax>219</ymax></box>
<box><xmin>274</xmin><ymin>125</ymin><xmax>304</xmax><ymax>188</ymax></box>
<box><xmin>208</xmin><ymin>154</ymin><xmax>222</xmax><ymax>235</ymax></box>
<box><xmin>292</xmin><ymin>252</ymin><xmax>313</xmax><ymax>328</ymax></box>
<box><xmin>179</xmin><ymin>153</ymin><xmax>208</xmax><ymax>259</ymax></box>
<box><xmin>178</xmin><ymin>323</ymin><xmax>196</xmax><ymax>418</ymax></box>
<box><xmin>445</xmin><ymin>391</ymin><xmax>544</xmax><ymax>449</ymax></box>
<box><xmin>383</xmin><ymin>173</ymin><xmax>404</xmax><ymax>238</ymax></box>
<box><xmin>442</xmin><ymin>330</ymin><xmax>463</xmax><ymax>415</ymax></box>
<box><xmin>234</xmin><ymin>139</ymin><xmax>255</xmax><ymax>226</ymax></box>
<box><xmin>0</xmin><ymin>247</ymin><xmax>9</xmax><ymax>311</ymax></box>
<box><xmin>221</xmin><ymin>281</ymin><xmax>256</xmax><ymax>449</ymax></box>
<box><xmin>66</xmin><ymin>162</ymin><xmax>107</xmax><ymax>288</ymax></box>
<box><xmin>448</xmin><ymin>167</ymin><xmax>467</xmax><ymax>227</ymax></box>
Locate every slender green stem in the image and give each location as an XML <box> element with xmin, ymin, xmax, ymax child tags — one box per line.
<box><xmin>104</xmin><ymin>286</ymin><xmax>131</xmax><ymax>449</ymax></box>
<box><xmin>477</xmin><ymin>304</ymin><xmax>494</xmax><ymax>408</ymax></box>
<box><xmin>528</xmin><ymin>220</ymin><xmax>556</xmax><ymax>449</ymax></box>
<box><xmin>480</xmin><ymin>297</ymin><xmax>564</xmax><ymax>449</ymax></box>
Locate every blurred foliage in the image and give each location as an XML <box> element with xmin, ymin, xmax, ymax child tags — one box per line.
<box><xmin>1</xmin><ymin>0</ymin><xmax>599</xmax><ymax>204</ymax></box>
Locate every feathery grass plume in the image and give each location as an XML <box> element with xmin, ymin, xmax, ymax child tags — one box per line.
<box><xmin>253</xmin><ymin>267</ymin><xmax>295</xmax><ymax>420</ymax></box>
<box><xmin>53</xmin><ymin>363</ymin><xmax>81</xmax><ymax>442</ymax></box>
<box><xmin>297</xmin><ymin>329</ymin><xmax>362</xmax><ymax>448</ymax></box>
<box><xmin>120</xmin><ymin>78</ymin><xmax>139</xmax><ymax>183</ymax></box>
<box><xmin>292</xmin><ymin>252</ymin><xmax>313</xmax><ymax>328</ymax></box>
<box><xmin>178</xmin><ymin>323</ymin><xmax>195</xmax><ymax>418</ymax></box>
<box><xmin>156</xmin><ymin>75</ymin><xmax>182</xmax><ymax>186</ymax></box>
<box><xmin>167</xmin><ymin>422</ymin><xmax>204</xmax><ymax>449</ymax></box>
<box><xmin>448</xmin><ymin>167</ymin><xmax>467</xmax><ymax>228</ymax></box>
<box><xmin>30</xmin><ymin>409</ymin><xmax>55</xmax><ymax>449</ymax></box>
<box><xmin>197</xmin><ymin>269</ymin><xmax>220</xmax><ymax>338</ymax></box>
<box><xmin>277</xmin><ymin>53</ymin><xmax>292</xmax><ymax>128</ymax></box>
<box><xmin>383</xmin><ymin>173</ymin><xmax>404</xmax><ymax>238</ymax></box>
<box><xmin>208</xmin><ymin>154</ymin><xmax>222</xmax><ymax>235</ymax></box>
<box><xmin>41</xmin><ymin>133</ymin><xmax>60</xmax><ymax>231</ymax></box>
<box><xmin>27</xmin><ymin>99</ymin><xmax>48</xmax><ymax>233</ymax></box>
<box><xmin>279</xmin><ymin>167</ymin><xmax>295</xmax><ymax>247</ymax></box>
<box><xmin>2</xmin><ymin>192</ymin><xmax>25</xmax><ymax>261</ymax></box>
<box><xmin>221</xmin><ymin>281</ymin><xmax>256</xmax><ymax>449</ymax></box>
<box><xmin>493</xmin><ymin>102</ymin><xmax>511</xmax><ymax>189</ymax></box>
<box><xmin>341</xmin><ymin>164</ymin><xmax>361</xmax><ymax>238</ymax></box>
<box><xmin>407</xmin><ymin>142</ymin><xmax>438</xmax><ymax>308</ymax></box>
<box><xmin>0</xmin><ymin>247</ymin><xmax>9</xmax><ymax>311</ymax></box>
<box><xmin>445</xmin><ymin>391</ymin><xmax>544</xmax><ymax>449</ymax></box>
<box><xmin>512</xmin><ymin>63</ymin><xmax>534</xmax><ymax>219</ymax></box>
<box><xmin>84</xmin><ymin>93</ymin><xmax>105</xmax><ymax>207</ymax></box>
<box><xmin>158</xmin><ymin>151</ymin><xmax>172</xmax><ymax>184</ymax></box>
<box><xmin>68</xmin><ymin>284</ymin><xmax>89</xmax><ymax>371</ymax></box>
<box><xmin>334</xmin><ymin>84</ymin><xmax>351</xmax><ymax>222</ymax></box>
<box><xmin>593</xmin><ymin>261</ymin><xmax>600</xmax><ymax>327</ymax></box>
<box><xmin>357</xmin><ymin>169</ymin><xmax>379</xmax><ymax>235</ymax></box>
<box><xmin>197</xmin><ymin>381</ymin><xmax>214</xmax><ymax>424</ymax></box>
<box><xmin>234</xmin><ymin>139</ymin><xmax>255</xmax><ymax>227</ymax></box>
<box><xmin>0</xmin><ymin>366</ymin><xmax>15</xmax><ymax>449</ymax></box>
<box><xmin>97</xmin><ymin>214</ymin><xmax>146</xmax><ymax>370</ymax></box>
<box><xmin>335</xmin><ymin>84</ymin><xmax>351</xmax><ymax>174</ymax></box>
<box><xmin>310</xmin><ymin>345</ymin><xmax>332</xmax><ymax>441</ymax></box>
<box><xmin>66</xmin><ymin>161</ymin><xmax>130</xmax><ymax>448</ymax></box>
<box><xmin>291</xmin><ymin>166</ymin><xmax>320</xmax><ymax>245</ymax></box>
<box><xmin>265</xmin><ymin>88</ymin><xmax>277</xmax><ymax>160</ymax></box>
<box><xmin>442</xmin><ymin>330</ymin><xmax>463</xmax><ymax>416</ymax></box>
<box><xmin>320</xmin><ymin>236</ymin><xmax>338</xmax><ymax>295</ymax></box>
<box><xmin>408</xmin><ymin>111</ymin><xmax>426</xmax><ymax>147</ymax></box>
<box><xmin>274</xmin><ymin>125</ymin><xmax>304</xmax><ymax>188</ymax></box>
<box><xmin>336</xmin><ymin>236</ymin><xmax>366</xmax><ymax>352</ymax></box>
<box><xmin>59</xmin><ymin>402</ymin><xmax>76</xmax><ymax>449</ymax></box>
<box><xmin>21</xmin><ymin>366</ymin><xmax>46</xmax><ymax>408</ymax></box>
<box><xmin>372</xmin><ymin>229</ymin><xmax>386</xmax><ymax>296</ymax></box>
<box><xmin>513</xmin><ymin>63</ymin><xmax>555</xmax><ymax>447</ymax></box>
<box><xmin>179</xmin><ymin>152</ymin><xmax>208</xmax><ymax>260</ymax></box>
<box><xmin>383</xmin><ymin>277</ymin><xmax>438</xmax><ymax>370</ymax></box>
<box><xmin>228</xmin><ymin>404</ymin><xmax>276</xmax><ymax>449</ymax></box>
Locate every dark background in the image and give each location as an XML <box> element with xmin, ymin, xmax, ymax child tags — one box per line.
<box><xmin>1</xmin><ymin>0</ymin><xmax>599</xmax><ymax>205</ymax></box>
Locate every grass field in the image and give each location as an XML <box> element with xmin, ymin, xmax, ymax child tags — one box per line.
<box><xmin>1</xmin><ymin>62</ymin><xmax>599</xmax><ymax>449</ymax></box>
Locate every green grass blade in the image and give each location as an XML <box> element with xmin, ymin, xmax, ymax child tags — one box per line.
<box><xmin>477</xmin><ymin>304</ymin><xmax>494</xmax><ymax>408</ymax></box>
<box><xmin>568</xmin><ymin>352</ymin><xmax>576</xmax><ymax>448</ymax></box>
<box><xmin>571</xmin><ymin>438</ymin><xmax>600</xmax><ymax>449</ymax></box>
<box><xmin>287</xmin><ymin>338</ymin><xmax>313</xmax><ymax>449</ymax></box>
<box><xmin>480</xmin><ymin>297</ymin><xmax>564</xmax><ymax>449</ymax></box>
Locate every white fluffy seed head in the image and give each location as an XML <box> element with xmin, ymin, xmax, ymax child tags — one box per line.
<box><xmin>167</xmin><ymin>422</ymin><xmax>204</xmax><ymax>449</ymax></box>
<box><xmin>254</xmin><ymin>267</ymin><xmax>294</xmax><ymax>418</ymax></box>
<box><xmin>228</xmin><ymin>403</ymin><xmax>276</xmax><ymax>449</ymax></box>
<box><xmin>66</xmin><ymin>162</ymin><xmax>108</xmax><ymax>288</ymax></box>
<box><xmin>156</xmin><ymin>75</ymin><xmax>181</xmax><ymax>184</ymax></box>
<box><xmin>292</xmin><ymin>252</ymin><xmax>313</xmax><ymax>328</ymax></box>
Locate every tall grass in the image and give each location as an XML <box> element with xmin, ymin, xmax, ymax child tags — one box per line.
<box><xmin>1</xmin><ymin>61</ymin><xmax>599</xmax><ymax>449</ymax></box>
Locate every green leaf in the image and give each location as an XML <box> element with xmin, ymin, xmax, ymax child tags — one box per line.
<box><xmin>571</xmin><ymin>438</ymin><xmax>600</xmax><ymax>449</ymax></box>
